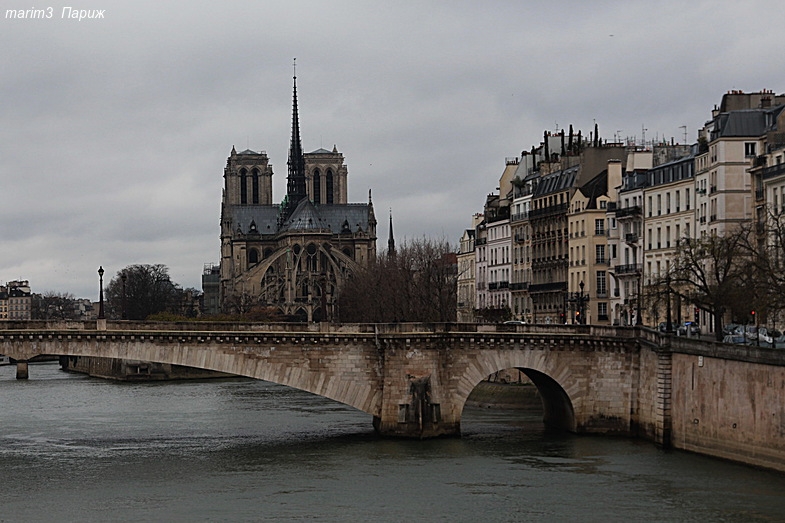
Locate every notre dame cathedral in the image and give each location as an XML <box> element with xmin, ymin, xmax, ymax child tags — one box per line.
<box><xmin>218</xmin><ymin>73</ymin><xmax>377</xmax><ymax>321</ymax></box>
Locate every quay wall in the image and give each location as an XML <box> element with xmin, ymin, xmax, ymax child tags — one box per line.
<box><xmin>667</xmin><ymin>339</ymin><xmax>785</xmax><ymax>472</ymax></box>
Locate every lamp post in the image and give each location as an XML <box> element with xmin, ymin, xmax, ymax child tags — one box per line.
<box><xmin>578</xmin><ymin>280</ymin><xmax>587</xmax><ymax>324</ymax></box>
<box><xmin>98</xmin><ymin>266</ymin><xmax>105</xmax><ymax>320</ymax></box>
<box><xmin>636</xmin><ymin>269</ymin><xmax>643</xmax><ymax>326</ymax></box>
<box><xmin>121</xmin><ymin>272</ymin><xmax>127</xmax><ymax>320</ymax></box>
<box><xmin>666</xmin><ymin>273</ymin><xmax>673</xmax><ymax>333</ymax></box>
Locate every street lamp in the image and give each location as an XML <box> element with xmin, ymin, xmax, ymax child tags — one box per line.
<box><xmin>98</xmin><ymin>266</ymin><xmax>105</xmax><ymax>320</ymax></box>
<box><xmin>578</xmin><ymin>280</ymin><xmax>587</xmax><ymax>324</ymax></box>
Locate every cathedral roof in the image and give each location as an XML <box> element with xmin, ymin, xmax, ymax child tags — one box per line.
<box><xmin>308</xmin><ymin>148</ymin><xmax>334</xmax><ymax>155</ymax></box>
<box><xmin>280</xmin><ymin>199</ymin><xmax>327</xmax><ymax>231</ymax></box>
<box><xmin>237</xmin><ymin>148</ymin><xmax>260</xmax><ymax>155</ymax></box>
<box><xmin>229</xmin><ymin>202</ymin><xmax>373</xmax><ymax>236</ymax></box>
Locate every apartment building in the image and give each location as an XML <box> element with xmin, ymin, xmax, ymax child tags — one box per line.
<box><xmin>457</xmin><ymin>214</ymin><xmax>483</xmax><ymax>322</ymax></box>
<box><xmin>642</xmin><ymin>151</ymin><xmax>697</xmax><ymax>326</ymax></box>
<box><xmin>510</xmin><ymin>154</ymin><xmax>538</xmax><ymax>322</ymax></box>
<box><xmin>609</xmin><ymin>151</ymin><xmax>650</xmax><ymax>326</ymax></box>
<box><xmin>3</xmin><ymin>280</ymin><xmax>32</xmax><ymax>320</ymax></box>
<box><xmin>567</xmin><ymin>160</ymin><xmax>621</xmax><ymax>324</ymax></box>
<box><xmin>696</xmin><ymin>91</ymin><xmax>785</xmax><ymax>239</ymax></box>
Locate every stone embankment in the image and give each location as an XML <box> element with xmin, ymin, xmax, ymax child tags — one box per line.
<box><xmin>465</xmin><ymin>381</ymin><xmax>542</xmax><ymax>410</ymax></box>
<box><xmin>59</xmin><ymin>356</ymin><xmax>234</xmax><ymax>381</ymax></box>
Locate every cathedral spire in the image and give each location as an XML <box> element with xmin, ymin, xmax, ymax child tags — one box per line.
<box><xmin>283</xmin><ymin>58</ymin><xmax>308</xmax><ymax>222</ymax></box>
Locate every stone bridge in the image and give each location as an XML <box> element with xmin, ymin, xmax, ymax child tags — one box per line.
<box><xmin>3</xmin><ymin>321</ymin><xmax>785</xmax><ymax>472</ymax></box>
<box><xmin>0</xmin><ymin>322</ymin><xmax>663</xmax><ymax>439</ymax></box>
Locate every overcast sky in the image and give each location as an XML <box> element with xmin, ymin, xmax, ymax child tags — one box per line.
<box><xmin>3</xmin><ymin>1</ymin><xmax>785</xmax><ymax>300</ymax></box>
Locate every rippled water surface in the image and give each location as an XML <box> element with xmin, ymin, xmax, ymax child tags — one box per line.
<box><xmin>2</xmin><ymin>363</ymin><xmax>785</xmax><ymax>522</ymax></box>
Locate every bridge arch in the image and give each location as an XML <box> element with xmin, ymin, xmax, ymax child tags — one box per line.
<box><xmin>454</xmin><ymin>350</ymin><xmax>579</xmax><ymax>432</ymax></box>
<box><xmin>1</xmin><ymin>333</ymin><xmax>384</xmax><ymax>421</ymax></box>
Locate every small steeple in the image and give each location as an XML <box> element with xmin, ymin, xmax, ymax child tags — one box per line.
<box><xmin>388</xmin><ymin>208</ymin><xmax>396</xmax><ymax>257</ymax></box>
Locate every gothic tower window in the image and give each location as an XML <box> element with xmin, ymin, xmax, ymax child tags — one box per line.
<box><xmin>313</xmin><ymin>169</ymin><xmax>321</xmax><ymax>204</ymax></box>
<box><xmin>326</xmin><ymin>169</ymin><xmax>334</xmax><ymax>204</ymax></box>
<box><xmin>240</xmin><ymin>168</ymin><xmax>248</xmax><ymax>204</ymax></box>
<box><xmin>252</xmin><ymin>168</ymin><xmax>260</xmax><ymax>204</ymax></box>
<box><xmin>248</xmin><ymin>248</ymin><xmax>259</xmax><ymax>265</ymax></box>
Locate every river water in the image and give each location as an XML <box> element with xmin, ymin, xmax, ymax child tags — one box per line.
<box><xmin>2</xmin><ymin>363</ymin><xmax>785</xmax><ymax>522</ymax></box>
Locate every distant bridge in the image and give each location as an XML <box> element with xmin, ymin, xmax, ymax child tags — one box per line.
<box><xmin>2</xmin><ymin>321</ymin><xmax>785</xmax><ymax>471</ymax></box>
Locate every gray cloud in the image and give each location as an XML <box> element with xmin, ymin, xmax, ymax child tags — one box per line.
<box><xmin>2</xmin><ymin>0</ymin><xmax>785</xmax><ymax>299</ymax></box>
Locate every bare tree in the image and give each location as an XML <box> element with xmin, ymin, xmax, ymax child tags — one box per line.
<box><xmin>32</xmin><ymin>291</ymin><xmax>79</xmax><ymax>320</ymax></box>
<box><xmin>739</xmin><ymin>209</ymin><xmax>785</xmax><ymax>327</ymax></box>
<box><xmin>338</xmin><ymin>237</ymin><xmax>457</xmax><ymax>323</ymax></box>
<box><xmin>662</xmin><ymin>229</ymin><xmax>750</xmax><ymax>340</ymax></box>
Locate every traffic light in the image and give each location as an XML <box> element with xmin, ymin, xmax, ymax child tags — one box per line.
<box><xmin>751</xmin><ymin>310</ymin><xmax>756</xmax><ymax>321</ymax></box>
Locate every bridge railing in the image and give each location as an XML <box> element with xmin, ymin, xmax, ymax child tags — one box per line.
<box><xmin>0</xmin><ymin>320</ymin><xmax>649</xmax><ymax>339</ymax></box>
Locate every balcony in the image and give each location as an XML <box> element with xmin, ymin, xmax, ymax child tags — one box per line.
<box><xmin>529</xmin><ymin>282</ymin><xmax>567</xmax><ymax>293</ymax></box>
<box><xmin>615</xmin><ymin>205</ymin><xmax>642</xmax><ymax>218</ymax></box>
<box><xmin>529</xmin><ymin>202</ymin><xmax>569</xmax><ymax>219</ymax></box>
<box><xmin>510</xmin><ymin>282</ymin><xmax>529</xmax><ymax>291</ymax></box>
<box><xmin>762</xmin><ymin>162</ymin><xmax>785</xmax><ymax>180</ymax></box>
<box><xmin>614</xmin><ymin>263</ymin><xmax>642</xmax><ymax>275</ymax></box>
<box><xmin>511</xmin><ymin>212</ymin><xmax>529</xmax><ymax>223</ymax></box>
<box><xmin>625</xmin><ymin>233</ymin><xmax>638</xmax><ymax>244</ymax></box>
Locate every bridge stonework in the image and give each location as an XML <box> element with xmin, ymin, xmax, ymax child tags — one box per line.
<box><xmin>374</xmin><ymin>332</ymin><xmax>644</xmax><ymax>439</ymax></box>
<box><xmin>3</xmin><ymin>323</ymin><xmax>785</xmax><ymax>471</ymax></box>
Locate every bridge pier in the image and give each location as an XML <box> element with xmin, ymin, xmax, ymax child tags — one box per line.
<box><xmin>16</xmin><ymin>361</ymin><xmax>28</xmax><ymax>380</ymax></box>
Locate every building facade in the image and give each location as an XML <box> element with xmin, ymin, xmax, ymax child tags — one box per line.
<box><xmin>218</xmin><ymin>74</ymin><xmax>376</xmax><ymax>321</ymax></box>
<box><xmin>461</xmin><ymin>89</ymin><xmax>785</xmax><ymax>334</ymax></box>
<box><xmin>1</xmin><ymin>280</ymin><xmax>32</xmax><ymax>320</ymax></box>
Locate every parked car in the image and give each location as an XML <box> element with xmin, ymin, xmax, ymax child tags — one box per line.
<box><xmin>722</xmin><ymin>323</ymin><xmax>741</xmax><ymax>336</ymax></box>
<box><xmin>677</xmin><ymin>321</ymin><xmax>701</xmax><ymax>336</ymax></box>
<box><xmin>723</xmin><ymin>334</ymin><xmax>748</xmax><ymax>345</ymax></box>
<box><xmin>658</xmin><ymin>322</ymin><xmax>677</xmax><ymax>333</ymax></box>
<box><xmin>758</xmin><ymin>327</ymin><xmax>773</xmax><ymax>344</ymax></box>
